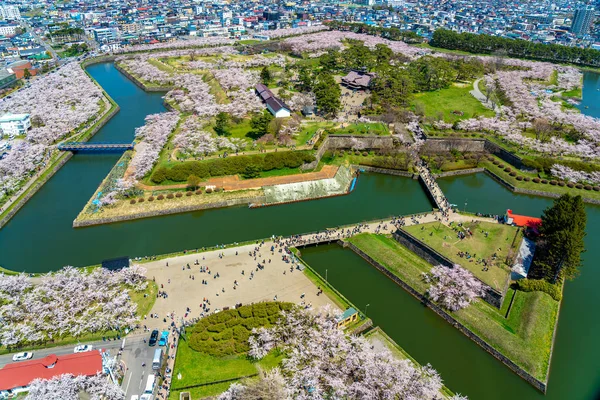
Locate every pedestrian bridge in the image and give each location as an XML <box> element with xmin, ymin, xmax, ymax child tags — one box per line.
<box><xmin>58</xmin><ymin>142</ymin><xmax>134</xmax><ymax>152</ymax></box>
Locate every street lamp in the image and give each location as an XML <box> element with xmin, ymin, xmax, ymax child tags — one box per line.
<box><xmin>464</xmin><ymin>199</ymin><xmax>468</xmax><ymax>212</ymax></box>
<box><xmin>364</xmin><ymin>304</ymin><xmax>370</xmax><ymax>317</ymax></box>
<box><xmin>325</xmin><ymin>269</ymin><xmax>328</xmax><ymax>283</ymax></box>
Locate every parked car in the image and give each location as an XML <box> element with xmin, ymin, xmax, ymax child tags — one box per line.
<box><xmin>158</xmin><ymin>330</ymin><xmax>168</xmax><ymax>346</ymax></box>
<box><xmin>149</xmin><ymin>329</ymin><xmax>159</xmax><ymax>346</ymax></box>
<box><xmin>12</xmin><ymin>352</ymin><xmax>33</xmax><ymax>362</ymax></box>
<box><xmin>74</xmin><ymin>345</ymin><xmax>93</xmax><ymax>353</ymax></box>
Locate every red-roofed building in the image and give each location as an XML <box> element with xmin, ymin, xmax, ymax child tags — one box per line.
<box><xmin>0</xmin><ymin>351</ymin><xmax>103</xmax><ymax>396</ymax></box>
<box><xmin>506</xmin><ymin>209</ymin><xmax>542</xmax><ymax>229</ymax></box>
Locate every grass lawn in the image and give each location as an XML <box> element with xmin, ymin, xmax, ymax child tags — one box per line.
<box><xmin>225</xmin><ymin>117</ymin><xmax>253</xmax><ymax>139</ymax></box>
<box><xmin>482</xmin><ymin>156</ymin><xmax>600</xmax><ymax>202</ymax></box>
<box><xmin>348</xmin><ymin>233</ymin><xmax>559</xmax><ymax>382</ymax></box>
<box><xmin>402</xmin><ymin>221</ymin><xmax>518</xmax><ymax>291</ymax></box>
<box><xmin>171</xmin><ymin>338</ymin><xmax>257</xmax><ymax>390</ymax></box>
<box><xmin>334</xmin><ymin>122</ymin><xmax>389</xmax><ymax>136</ymax></box>
<box><xmin>562</xmin><ymin>87</ymin><xmax>582</xmax><ymax>99</ymax></box>
<box><xmin>413</xmin><ymin>83</ymin><xmax>495</xmax><ymax>123</ymax></box>
<box><xmin>129</xmin><ymin>281</ymin><xmax>158</xmax><ymax>318</ymax></box>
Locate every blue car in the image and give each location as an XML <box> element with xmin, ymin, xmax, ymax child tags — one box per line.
<box><xmin>159</xmin><ymin>330</ymin><xmax>169</xmax><ymax>346</ymax></box>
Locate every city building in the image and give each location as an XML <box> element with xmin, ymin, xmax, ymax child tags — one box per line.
<box><xmin>0</xmin><ymin>23</ymin><xmax>18</xmax><ymax>36</ymax></box>
<box><xmin>571</xmin><ymin>6</ymin><xmax>595</xmax><ymax>36</ymax></box>
<box><xmin>7</xmin><ymin>60</ymin><xmax>36</xmax><ymax>80</ymax></box>
<box><xmin>0</xmin><ymin>351</ymin><xmax>103</xmax><ymax>397</ymax></box>
<box><xmin>0</xmin><ymin>113</ymin><xmax>31</xmax><ymax>136</ymax></box>
<box><xmin>0</xmin><ymin>69</ymin><xmax>16</xmax><ymax>89</ymax></box>
<box><xmin>0</xmin><ymin>5</ymin><xmax>21</xmax><ymax>21</ymax></box>
<box><xmin>93</xmin><ymin>28</ymin><xmax>119</xmax><ymax>43</ymax></box>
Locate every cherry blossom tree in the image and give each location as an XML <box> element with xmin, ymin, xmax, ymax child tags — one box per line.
<box><xmin>423</xmin><ymin>265</ymin><xmax>484</xmax><ymax>311</ymax></box>
<box><xmin>26</xmin><ymin>373</ymin><xmax>125</xmax><ymax>400</ymax></box>
<box><xmin>0</xmin><ymin>266</ymin><xmax>147</xmax><ymax>347</ymax></box>
<box><xmin>224</xmin><ymin>306</ymin><xmax>467</xmax><ymax>400</ymax></box>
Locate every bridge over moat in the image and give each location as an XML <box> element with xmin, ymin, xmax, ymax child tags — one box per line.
<box><xmin>57</xmin><ymin>142</ymin><xmax>134</xmax><ymax>152</ymax></box>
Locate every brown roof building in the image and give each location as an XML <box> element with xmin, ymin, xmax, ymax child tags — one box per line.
<box><xmin>341</xmin><ymin>70</ymin><xmax>375</xmax><ymax>90</ymax></box>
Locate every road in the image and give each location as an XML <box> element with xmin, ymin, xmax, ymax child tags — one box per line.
<box><xmin>0</xmin><ymin>339</ymin><xmax>123</xmax><ymax>369</ymax></box>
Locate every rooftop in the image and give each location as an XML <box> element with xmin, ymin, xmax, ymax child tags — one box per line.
<box><xmin>0</xmin><ymin>113</ymin><xmax>30</xmax><ymax>122</ymax></box>
<box><xmin>0</xmin><ymin>351</ymin><xmax>103</xmax><ymax>392</ymax></box>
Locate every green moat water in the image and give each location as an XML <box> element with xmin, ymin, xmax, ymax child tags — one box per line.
<box><xmin>0</xmin><ymin>64</ymin><xmax>598</xmax><ymax>399</ymax></box>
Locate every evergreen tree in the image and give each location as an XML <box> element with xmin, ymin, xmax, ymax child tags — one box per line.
<box><xmin>249</xmin><ymin>110</ymin><xmax>274</xmax><ymax>138</ymax></box>
<box><xmin>214</xmin><ymin>112</ymin><xmax>230</xmax><ymax>136</ymax></box>
<box><xmin>260</xmin><ymin>67</ymin><xmax>272</xmax><ymax>84</ymax></box>
<box><xmin>538</xmin><ymin>194</ymin><xmax>587</xmax><ymax>282</ymax></box>
<box><xmin>313</xmin><ymin>73</ymin><xmax>341</xmax><ymax>117</ymax></box>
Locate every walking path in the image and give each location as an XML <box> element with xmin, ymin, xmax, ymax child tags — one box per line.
<box><xmin>137</xmin><ymin>165</ymin><xmax>339</xmax><ymax>191</ymax></box>
<box><xmin>416</xmin><ymin>163</ymin><xmax>452</xmax><ymax>217</ymax></box>
<box><xmin>471</xmin><ymin>78</ymin><xmax>498</xmax><ymax>112</ymax></box>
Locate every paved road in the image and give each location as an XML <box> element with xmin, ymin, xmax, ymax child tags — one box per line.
<box><xmin>121</xmin><ymin>333</ymin><xmax>166</xmax><ymax>399</ymax></box>
<box><xmin>0</xmin><ymin>339</ymin><xmax>123</xmax><ymax>369</ymax></box>
<box><xmin>471</xmin><ymin>78</ymin><xmax>497</xmax><ymax>111</ymax></box>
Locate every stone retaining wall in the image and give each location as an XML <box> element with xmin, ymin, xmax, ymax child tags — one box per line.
<box><xmin>114</xmin><ymin>63</ymin><xmax>173</xmax><ymax>92</ymax></box>
<box><xmin>73</xmin><ymin>196</ymin><xmax>266</xmax><ymax>228</ymax></box>
<box><xmin>344</xmin><ymin>241</ymin><xmax>547</xmax><ymax>393</ymax></box>
<box><xmin>326</xmin><ymin>135</ymin><xmax>394</xmax><ymax>150</ymax></box>
<box><xmin>0</xmin><ymin>153</ymin><xmax>74</xmax><ymax>230</ymax></box>
<box><xmin>80</xmin><ymin>55</ymin><xmax>118</xmax><ymax>67</ymax></box>
<box><xmin>353</xmin><ymin>165</ymin><xmax>416</xmax><ymax>178</ymax></box>
<box><xmin>483</xmin><ymin>170</ymin><xmax>600</xmax><ymax>205</ymax></box>
<box><xmin>483</xmin><ymin>140</ymin><xmax>526</xmax><ymax>170</ymax></box>
<box><xmin>433</xmin><ymin>168</ymin><xmax>485</xmax><ymax>178</ymax></box>
<box><xmin>393</xmin><ymin>230</ymin><xmax>504</xmax><ymax>308</ymax></box>
<box><xmin>423</xmin><ymin>137</ymin><xmax>486</xmax><ymax>153</ymax></box>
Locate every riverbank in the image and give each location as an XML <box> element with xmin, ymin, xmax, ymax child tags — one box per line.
<box><xmin>0</xmin><ymin>72</ymin><xmax>120</xmax><ymax>230</ymax></box>
<box><xmin>345</xmin><ymin>233</ymin><xmax>559</xmax><ymax>392</ymax></box>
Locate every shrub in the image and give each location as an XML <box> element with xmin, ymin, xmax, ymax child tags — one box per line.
<box><xmin>157</xmin><ymin>194</ymin><xmax>164</xmax><ymax>200</ymax></box>
<box><xmin>594</xmin><ymin>186</ymin><xmax>600</xmax><ymax>191</ymax></box>
<box><xmin>238</xmin><ymin>307</ymin><xmax>253</xmax><ymax>318</ymax></box>
<box><xmin>550</xmin><ymin>180</ymin><xmax>557</xmax><ymax>185</ymax></box>
<box><xmin>215</xmin><ymin>187</ymin><xmax>223</xmax><ymax>192</ymax></box>
<box><xmin>130</xmin><ymin>199</ymin><xmax>136</xmax><ymax>204</ymax></box>
<box><xmin>541</xmin><ymin>179</ymin><xmax>548</xmax><ymax>184</ymax></box>
<box><xmin>362</xmin><ymin>151</ymin><xmax>368</xmax><ymax>156</ymax></box>
<box><xmin>532</xmin><ymin>178</ymin><xmax>540</xmax><ymax>183</ymax></box>
<box><xmin>516</xmin><ymin>176</ymin><xmax>523</xmax><ymax>181</ymax></box>
<box><xmin>207</xmin><ymin>323</ymin><xmax>226</xmax><ymax>333</ymax></box>
<box><xmin>138</xmin><ymin>198</ymin><xmax>145</xmax><ymax>203</ymax></box>
<box><xmin>584</xmin><ymin>185</ymin><xmax>592</xmax><ymax>190</ymax></box>
<box><xmin>567</xmin><ymin>182</ymin><xmax>575</xmax><ymax>188</ymax></box>
<box><xmin>524</xmin><ymin>177</ymin><xmax>531</xmax><ymax>182</ymax></box>
<box><xmin>205</xmin><ymin>187</ymin><xmax>213</xmax><ymax>193</ymax></box>
<box><xmin>504</xmin><ymin>167</ymin><xmax>512</xmax><ymax>172</ymax></box>
<box><xmin>510</xmin><ymin>171</ymin><xmax>517</xmax><ymax>177</ymax></box>
<box><xmin>176</xmin><ymin>192</ymin><xmax>183</xmax><ymax>198</ymax></box>
<box><xmin>148</xmin><ymin>196</ymin><xmax>155</xmax><ymax>201</ymax></box>
<box><xmin>514</xmin><ymin>279</ymin><xmax>562</xmax><ymax>301</ymax></box>
<box><xmin>186</xmin><ymin>191</ymin><xmax>193</xmax><ymax>196</ymax></box>
<box><xmin>558</xmin><ymin>181</ymin><xmax>565</xmax><ymax>187</ymax></box>
<box><xmin>354</xmin><ymin>151</ymin><xmax>360</xmax><ymax>156</ymax></box>
<box><xmin>492</xmin><ymin>159</ymin><xmax>499</xmax><ymax>165</ymax></box>
<box><xmin>195</xmin><ymin>189</ymin><xmax>202</xmax><ymax>195</ymax></box>
<box><xmin>166</xmin><ymin>193</ymin><xmax>174</xmax><ymax>199</ymax></box>
<box><xmin>151</xmin><ymin>167</ymin><xmax>167</xmax><ymax>184</ymax></box>
<box><xmin>576</xmin><ymin>184</ymin><xmax>583</xmax><ymax>189</ymax></box>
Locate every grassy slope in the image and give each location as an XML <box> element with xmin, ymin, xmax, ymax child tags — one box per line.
<box><xmin>402</xmin><ymin>221</ymin><xmax>517</xmax><ymax>291</ymax></box>
<box><xmin>348</xmin><ymin>233</ymin><xmax>558</xmax><ymax>381</ymax></box>
<box><xmin>413</xmin><ymin>83</ymin><xmax>495</xmax><ymax>123</ymax></box>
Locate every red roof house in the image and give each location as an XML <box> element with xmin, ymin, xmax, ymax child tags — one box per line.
<box><xmin>506</xmin><ymin>209</ymin><xmax>542</xmax><ymax>229</ymax></box>
<box><xmin>0</xmin><ymin>351</ymin><xmax>103</xmax><ymax>393</ymax></box>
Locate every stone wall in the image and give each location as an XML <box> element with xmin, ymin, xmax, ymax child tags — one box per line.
<box><xmin>424</xmin><ymin>137</ymin><xmax>486</xmax><ymax>153</ymax></box>
<box><xmin>353</xmin><ymin>165</ymin><xmax>416</xmax><ymax>178</ymax></box>
<box><xmin>114</xmin><ymin>63</ymin><xmax>173</xmax><ymax>92</ymax></box>
<box><xmin>433</xmin><ymin>168</ymin><xmax>485</xmax><ymax>178</ymax></box>
<box><xmin>325</xmin><ymin>135</ymin><xmax>394</xmax><ymax>150</ymax></box>
<box><xmin>0</xmin><ymin>153</ymin><xmax>73</xmax><ymax>230</ymax></box>
<box><xmin>73</xmin><ymin>196</ymin><xmax>266</xmax><ymax>228</ymax></box>
<box><xmin>393</xmin><ymin>230</ymin><xmax>503</xmax><ymax>308</ymax></box>
<box><xmin>344</xmin><ymin>241</ymin><xmax>548</xmax><ymax>393</ymax></box>
<box><xmin>80</xmin><ymin>55</ymin><xmax>118</xmax><ymax>67</ymax></box>
<box><xmin>483</xmin><ymin>140</ymin><xmax>526</xmax><ymax>170</ymax></box>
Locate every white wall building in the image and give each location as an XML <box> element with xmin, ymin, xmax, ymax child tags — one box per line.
<box><xmin>0</xmin><ymin>5</ymin><xmax>21</xmax><ymax>21</ymax></box>
<box><xmin>0</xmin><ymin>114</ymin><xmax>31</xmax><ymax>136</ymax></box>
<box><xmin>0</xmin><ymin>24</ymin><xmax>18</xmax><ymax>36</ymax></box>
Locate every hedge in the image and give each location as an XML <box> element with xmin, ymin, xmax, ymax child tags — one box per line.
<box><xmin>152</xmin><ymin>151</ymin><xmax>315</xmax><ymax>183</ymax></box>
<box><xmin>514</xmin><ymin>279</ymin><xmax>562</xmax><ymax>301</ymax></box>
<box><xmin>188</xmin><ymin>302</ymin><xmax>294</xmax><ymax>357</ymax></box>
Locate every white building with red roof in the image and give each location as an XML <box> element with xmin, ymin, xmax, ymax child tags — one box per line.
<box><xmin>0</xmin><ymin>350</ymin><xmax>103</xmax><ymax>397</ymax></box>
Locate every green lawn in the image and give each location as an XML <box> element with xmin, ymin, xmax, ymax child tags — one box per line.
<box><xmin>482</xmin><ymin>156</ymin><xmax>600</xmax><ymax>202</ymax></box>
<box><xmin>348</xmin><ymin>233</ymin><xmax>559</xmax><ymax>382</ymax></box>
<box><xmin>402</xmin><ymin>221</ymin><xmax>518</xmax><ymax>291</ymax></box>
<box><xmin>129</xmin><ymin>281</ymin><xmax>158</xmax><ymax>318</ymax></box>
<box><xmin>413</xmin><ymin>83</ymin><xmax>495</xmax><ymax>123</ymax></box>
<box><xmin>171</xmin><ymin>338</ymin><xmax>257</xmax><ymax>390</ymax></box>
<box><xmin>333</xmin><ymin>122</ymin><xmax>389</xmax><ymax>136</ymax></box>
<box><xmin>562</xmin><ymin>87</ymin><xmax>582</xmax><ymax>99</ymax></box>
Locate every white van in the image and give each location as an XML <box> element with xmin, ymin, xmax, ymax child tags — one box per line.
<box><xmin>144</xmin><ymin>374</ymin><xmax>156</xmax><ymax>394</ymax></box>
<box><xmin>152</xmin><ymin>348</ymin><xmax>162</xmax><ymax>371</ymax></box>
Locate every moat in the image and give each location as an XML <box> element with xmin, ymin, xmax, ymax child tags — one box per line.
<box><xmin>0</xmin><ymin>63</ymin><xmax>599</xmax><ymax>400</ymax></box>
